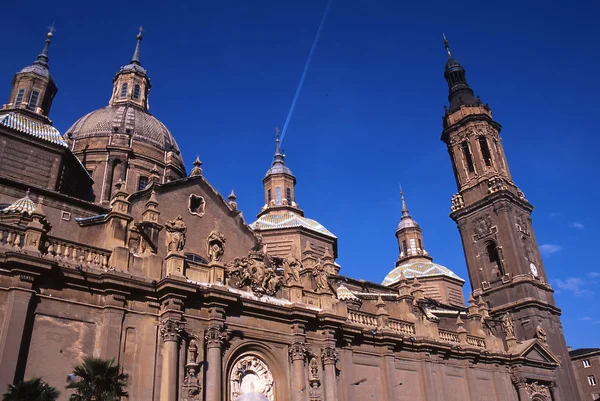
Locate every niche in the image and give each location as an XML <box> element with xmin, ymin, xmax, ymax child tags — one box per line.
<box><xmin>188</xmin><ymin>194</ymin><xmax>206</xmax><ymax>217</ymax></box>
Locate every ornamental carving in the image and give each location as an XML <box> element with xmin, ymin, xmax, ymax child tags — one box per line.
<box><xmin>289</xmin><ymin>342</ymin><xmax>306</xmax><ymax>362</ymax></box>
<box><xmin>535</xmin><ymin>323</ymin><xmax>548</xmax><ymax>346</ymax></box>
<box><xmin>206</xmin><ymin>230</ymin><xmax>226</xmax><ymax>263</ymax></box>
<box><xmin>165</xmin><ymin>215</ymin><xmax>187</xmax><ymax>252</ymax></box>
<box><xmin>230</xmin><ymin>356</ymin><xmax>274</xmax><ymax>401</ymax></box>
<box><xmin>472</xmin><ymin>214</ymin><xmax>494</xmax><ymax>240</ymax></box>
<box><xmin>182</xmin><ymin>338</ymin><xmax>201</xmax><ymax>400</ymax></box>
<box><xmin>488</xmin><ymin>177</ymin><xmax>508</xmax><ymax>194</ymax></box>
<box><xmin>525</xmin><ymin>381</ymin><xmax>551</xmax><ymax>399</ymax></box>
<box><xmin>450</xmin><ymin>193</ymin><xmax>465</xmax><ymax>211</ymax></box>
<box><xmin>516</xmin><ymin>214</ymin><xmax>530</xmax><ymax>236</ymax></box>
<box><xmin>204</xmin><ymin>326</ymin><xmax>225</xmax><ymax>348</ymax></box>
<box><xmin>226</xmin><ymin>250</ymin><xmax>282</xmax><ymax>296</ymax></box>
<box><xmin>188</xmin><ymin>194</ymin><xmax>206</xmax><ymax>217</ymax></box>
<box><xmin>282</xmin><ymin>254</ymin><xmax>301</xmax><ymax>284</ymax></box>
<box><xmin>321</xmin><ymin>347</ymin><xmax>337</xmax><ymax>365</ymax></box>
<box><xmin>308</xmin><ymin>357</ymin><xmax>322</xmax><ymax>401</ymax></box>
<box><xmin>159</xmin><ymin>319</ymin><xmax>183</xmax><ymax>342</ymax></box>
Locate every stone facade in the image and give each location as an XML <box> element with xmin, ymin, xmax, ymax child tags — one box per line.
<box><xmin>0</xmin><ymin>30</ymin><xmax>583</xmax><ymax>401</ymax></box>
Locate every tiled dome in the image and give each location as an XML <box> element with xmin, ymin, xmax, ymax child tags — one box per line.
<box><xmin>382</xmin><ymin>260</ymin><xmax>463</xmax><ymax>287</ymax></box>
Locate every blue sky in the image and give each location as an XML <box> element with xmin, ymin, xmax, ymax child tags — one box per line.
<box><xmin>1</xmin><ymin>0</ymin><xmax>598</xmax><ymax>348</ymax></box>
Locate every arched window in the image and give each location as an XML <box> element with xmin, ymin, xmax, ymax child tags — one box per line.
<box><xmin>478</xmin><ymin>136</ymin><xmax>493</xmax><ymax>167</ymax></box>
<box><xmin>461</xmin><ymin>141</ymin><xmax>475</xmax><ymax>173</ymax></box>
<box><xmin>14</xmin><ymin>89</ymin><xmax>25</xmax><ymax>106</ymax></box>
<box><xmin>26</xmin><ymin>90</ymin><xmax>40</xmax><ymax>111</ymax></box>
<box><xmin>120</xmin><ymin>83</ymin><xmax>128</xmax><ymax>98</ymax></box>
<box><xmin>286</xmin><ymin>187</ymin><xmax>292</xmax><ymax>203</ymax></box>
<box><xmin>485</xmin><ymin>241</ymin><xmax>503</xmax><ymax>278</ymax></box>
<box><xmin>267</xmin><ymin>189</ymin><xmax>272</xmax><ymax>204</ymax></box>
<box><xmin>133</xmin><ymin>84</ymin><xmax>141</xmax><ymax>100</ymax></box>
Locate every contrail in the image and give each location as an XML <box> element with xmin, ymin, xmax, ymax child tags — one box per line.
<box><xmin>279</xmin><ymin>0</ymin><xmax>333</xmax><ymax>145</ymax></box>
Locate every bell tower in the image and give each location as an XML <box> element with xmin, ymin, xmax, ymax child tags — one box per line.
<box><xmin>440</xmin><ymin>36</ymin><xmax>580</xmax><ymax>399</ymax></box>
<box><xmin>1</xmin><ymin>27</ymin><xmax>58</xmax><ymax>124</ymax></box>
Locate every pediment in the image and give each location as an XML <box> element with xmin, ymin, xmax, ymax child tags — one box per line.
<box><xmin>128</xmin><ymin>176</ymin><xmax>259</xmax><ymax>263</ymax></box>
<box><xmin>513</xmin><ymin>340</ymin><xmax>560</xmax><ymax>365</ymax></box>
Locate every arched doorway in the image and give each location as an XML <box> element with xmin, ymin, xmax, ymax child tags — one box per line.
<box><xmin>229</xmin><ymin>355</ymin><xmax>274</xmax><ymax>401</ymax></box>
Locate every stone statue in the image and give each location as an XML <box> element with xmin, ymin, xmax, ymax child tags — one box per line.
<box><xmin>206</xmin><ymin>230</ymin><xmax>226</xmax><ymax>262</ymax></box>
<box><xmin>165</xmin><ymin>215</ymin><xmax>187</xmax><ymax>253</ymax></box>
<box><xmin>282</xmin><ymin>254</ymin><xmax>301</xmax><ymax>283</ymax></box>
<box><xmin>535</xmin><ymin>323</ymin><xmax>547</xmax><ymax>345</ymax></box>
<box><xmin>187</xmin><ymin>339</ymin><xmax>198</xmax><ymax>365</ymax></box>
<box><xmin>309</xmin><ymin>357</ymin><xmax>319</xmax><ymax>379</ymax></box>
<box><xmin>501</xmin><ymin>312</ymin><xmax>515</xmax><ymax>338</ymax></box>
<box><xmin>312</xmin><ymin>259</ymin><xmax>329</xmax><ymax>291</ymax></box>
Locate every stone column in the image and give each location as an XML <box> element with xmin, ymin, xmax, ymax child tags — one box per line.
<box><xmin>549</xmin><ymin>381</ymin><xmax>562</xmax><ymax>401</ymax></box>
<box><xmin>321</xmin><ymin>347</ymin><xmax>338</xmax><ymax>401</ymax></box>
<box><xmin>0</xmin><ymin>284</ymin><xmax>34</xmax><ymax>390</ymax></box>
<box><xmin>511</xmin><ymin>376</ymin><xmax>528</xmax><ymax>401</ymax></box>
<box><xmin>289</xmin><ymin>342</ymin><xmax>307</xmax><ymax>401</ymax></box>
<box><xmin>205</xmin><ymin>326</ymin><xmax>225</xmax><ymax>401</ymax></box>
<box><xmin>159</xmin><ymin>319</ymin><xmax>182</xmax><ymax>401</ymax></box>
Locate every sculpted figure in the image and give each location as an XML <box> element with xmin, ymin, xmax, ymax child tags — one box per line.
<box><xmin>501</xmin><ymin>312</ymin><xmax>515</xmax><ymax>338</ymax></box>
<box><xmin>282</xmin><ymin>254</ymin><xmax>301</xmax><ymax>283</ymax></box>
<box><xmin>165</xmin><ymin>215</ymin><xmax>187</xmax><ymax>252</ymax></box>
<box><xmin>313</xmin><ymin>259</ymin><xmax>329</xmax><ymax>291</ymax></box>
<box><xmin>535</xmin><ymin>323</ymin><xmax>547</xmax><ymax>345</ymax></box>
<box><xmin>226</xmin><ymin>250</ymin><xmax>282</xmax><ymax>296</ymax></box>
<box><xmin>187</xmin><ymin>339</ymin><xmax>198</xmax><ymax>365</ymax></box>
<box><xmin>206</xmin><ymin>230</ymin><xmax>226</xmax><ymax>262</ymax></box>
<box><xmin>309</xmin><ymin>357</ymin><xmax>319</xmax><ymax>379</ymax></box>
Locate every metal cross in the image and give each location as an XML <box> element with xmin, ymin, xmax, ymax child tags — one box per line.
<box><xmin>275</xmin><ymin>126</ymin><xmax>280</xmax><ymax>139</ymax></box>
<box><xmin>48</xmin><ymin>23</ymin><xmax>56</xmax><ymax>35</ymax></box>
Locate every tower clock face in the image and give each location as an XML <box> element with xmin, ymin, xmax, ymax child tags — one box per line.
<box><xmin>530</xmin><ymin>262</ymin><xmax>538</xmax><ymax>277</ymax></box>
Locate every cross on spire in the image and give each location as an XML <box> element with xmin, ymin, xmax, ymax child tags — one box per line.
<box><xmin>47</xmin><ymin>23</ymin><xmax>56</xmax><ymax>36</ymax></box>
<box><xmin>443</xmin><ymin>33</ymin><xmax>452</xmax><ymax>59</ymax></box>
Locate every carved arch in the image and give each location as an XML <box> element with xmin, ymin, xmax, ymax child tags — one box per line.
<box><xmin>224</xmin><ymin>341</ymin><xmax>288</xmax><ymax>401</ymax></box>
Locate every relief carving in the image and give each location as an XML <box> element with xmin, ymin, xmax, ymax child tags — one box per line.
<box><xmin>516</xmin><ymin>214</ymin><xmax>530</xmax><ymax>236</ymax></box>
<box><xmin>182</xmin><ymin>338</ymin><xmax>201</xmax><ymax>400</ymax></box>
<box><xmin>535</xmin><ymin>323</ymin><xmax>548</xmax><ymax>346</ymax></box>
<box><xmin>188</xmin><ymin>194</ymin><xmax>206</xmax><ymax>217</ymax></box>
<box><xmin>288</xmin><ymin>342</ymin><xmax>307</xmax><ymax>362</ymax></box>
<box><xmin>204</xmin><ymin>326</ymin><xmax>225</xmax><ymax>348</ymax></box>
<box><xmin>472</xmin><ymin>213</ymin><xmax>494</xmax><ymax>240</ymax></box>
<box><xmin>207</xmin><ymin>230</ymin><xmax>226</xmax><ymax>263</ymax></box>
<box><xmin>525</xmin><ymin>381</ymin><xmax>551</xmax><ymax>399</ymax></box>
<box><xmin>159</xmin><ymin>319</ymin><xmax>183</xmax><ymax>342</ymax></box>
<box><xmin>226</xmin><ymin>250</ymin><xmax>282</xmax><ymax>296</ymax></box>
<box><xmin>308</xmin><ymin>357</ymin><xmax>322</xmax><ymax>401</ymax></box>
<box><xmin>165</xmin><ymin>215</ymin><xmax>186</xmax><ymax>253</ymax></box>
<box><xmin>230</xmin><ymin>356</ymin><xmax>274</xmax><ymax>401</ymax></box>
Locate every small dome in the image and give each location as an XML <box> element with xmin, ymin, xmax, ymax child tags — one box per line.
<box><xmin>20</xmin><ymin>64</ymin><xmax>53</xmax><ymax>81</ymax></box>
<box><xmin>382</xmin><ymin>260</ymin><xmax>463</xmax><ymax>286</ymax></box>
<box><xmin>66</xmin><ymin>105</ymin><xmax>184</xmax><ymax>169</ymax></box>
<box><xmin>265</xmin><ymin>162</ymin><xmax>293</xmax><ymax>177</ymax></box>
<box><xmin>445</xmin><ymin>57</ymin><xmax>462</xmax><ymax>71</ymax></box>
<box><xmin>2</xmin><ymin>191</ymin><xmax>36</xmax><ymax>215</ymax></box>
<box><xmin>397</xmin><ymin>216</ymin><xmax>419</xmax><ymax>230</ymax></box>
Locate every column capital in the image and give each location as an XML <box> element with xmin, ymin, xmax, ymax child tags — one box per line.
<box><xmin>160</xmin><ymin>318</ymin><xmax>183</xmax><ymax>342</ymax></box>
<box><xmin>321</xmin><ymin>346</ymin><xmax>338</xmax><ymax>365</ymax></box>
<box><xmin>205</xmin><ymin>325</ymin><xmax>225</xmax><ymax>349</ymax></box>
<box><xmin>510</xmin><ymin>374</ymin><xmax>527</xmax><ymax>388</ymax></box>
<box><xmin>289</xmin><ymin>342</ymin><xmax>307</xmax><ymax>362</ymax></box>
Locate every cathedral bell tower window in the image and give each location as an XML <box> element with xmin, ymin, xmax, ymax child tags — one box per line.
<box><xmin>14</xmin><ymin>89</ymin><xmax>25</xmax><ymax>106</ymax></box>
<box><xmin>120</xmin><ymin>83</ymin><xmax>128</xmax><ymax>98</ymax></box>
<box><xmin>275</xmin><ymin>187</ymin><xmax>282</xmax><ymax>206</ymax></box>
<box><xmin>485</xmin><ymin>240</ymin><xmax>503</xmax><ymax>278</ymax></box>
<box><xmin>267</xmin><ymin>189</ymin><xmax>272</xmax><ymax>204</ymax></box>
<box><xmin>133</xmin><ymin>84</ymin><xmax>141</xmax><ymax>100</ymax></box>
<box><xmin>286</xmin><ymin>187</ymin><xmax>292</xmax><ymax>203</ymax></box>
<box><xmin>478</xmin><ymin>136</ymin><xmax>493</xmax><ymax>167</ymax></box>
<box><xmin>138</xmin><ymin>176</ymin><xmax>148</xmax><ymax>191</ymax></box>
<box><xmin>461</xmin><ymin>141</ymin><xmax>475</xmax><ymax>173</ymax></box>
<box><xmin>26</xmin><ymin>90</ymin><xmax>40</xmax><ymax>111</ymax></box>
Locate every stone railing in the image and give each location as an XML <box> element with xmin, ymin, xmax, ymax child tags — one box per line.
<box><xmin>467</xmin><ymin>335</ymin><xmax>486</xmax><ymax>348</ymax></box>
<box><xmin>438</xmin><ymin>329</ymin><xmax>460</xmax><ymax>344</ymax></box>
<box><xmin>388</xmin><ymin>319</ymin><xmax>416</xmax><ymax>335</ymax></box>
<box><xmin>0</xmin><ymin>226</ymin><xmax>25</xmax><ymax>249</ymax></box>
<box><xmin>45</xmin><ymin>237</ymin><xmax>110</xmax><ymax>269</ymax></box>
<box><xmin>348</xmin><ymin>310</ymin><xmax>377</xmax><ymax>328</ymax></box>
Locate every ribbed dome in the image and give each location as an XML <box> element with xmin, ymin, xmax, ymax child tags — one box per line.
<box><xmin>65</xmin><ymin>105</ymin><xmax>183</xmax><ymax>167</ymax></box>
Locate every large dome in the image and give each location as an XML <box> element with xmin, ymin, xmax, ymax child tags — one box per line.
<box><xmin>66</xmin><ymin>105</ymin><xmax>182</xmax><ymax>157</ymax></box>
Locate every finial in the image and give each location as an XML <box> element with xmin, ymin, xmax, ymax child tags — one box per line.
<box><xmin>131</xmin><ymin>27</ymin><xmax>143</xmax><ymax>65</ymax></box>
<box><xmin>443</xmin><ymin>33</ymin><xmax>452</xmax><ymax>59</ymax></box>
<box><xmin>34</xmin><ymin>25</ymin><xmax>55</xmax><ymax>67</ymax></box>
<box><xmin>228</xmin><ymin>189</ymin><xmax>237</xmax><ymax>201</ymax></box>
<box><xmin>274</xmin><ymin>126</ymin><xmax>281</xmax><ymax>155</ymax></box>
<box><xmin>190</xmin><ymin>155</ymin><xmax>203</xmax><ymax>177</ymax></box>
<box><xmin>400</xmin><ymin>185</ymin><xmax>409</xmax><ymax>216</ymax></box>
<box><xmin>25</xmin><ymin>188</ymin><xmax>31</xmax><ymax>198</ymax></box>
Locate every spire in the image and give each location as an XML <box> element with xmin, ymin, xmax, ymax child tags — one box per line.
<box><xmin>264</xmin><ymin>126</ymin><xmax>294</xmax><ymax>177</ymax></box>
<box><xmin>442</xmin><ymin>34</ymin><xmax>476</xmax><ymax>111</ymax></box>
<box><xmin>33</xmin><ymin>25</ymin><xmax>55</xmax><ymax>68</ymax></box>
<box><xmin>400</xmin><ymin>185</ymin><xmax>410</xmax><ymax>218</ymax></box>
<box><xmin>131</xmin><ymin>26</ymin><xmax>143</xmax><ymax>65</ymax></box>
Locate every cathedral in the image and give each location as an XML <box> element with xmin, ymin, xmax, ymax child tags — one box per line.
<box><xmin>0</xmin><ymin>27</ymin><xmax>582</xmax><ymax>401</ymax></box>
